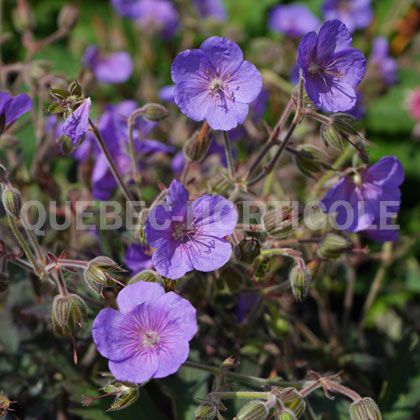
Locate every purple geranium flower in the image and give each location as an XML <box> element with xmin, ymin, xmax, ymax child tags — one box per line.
<box><xmin>125</xmin><ymin>244</ymin><xmax>153</xmax><ymax>273</ymax></box>
<box><xmin>145</xmin><ymin>180</ymin><xmax>238</xmax><ymax>279</ymax></box>
<box><xmin>268</xmin><ymin>4</ymin><xmax>320</xmax><ymax>39</ymax></box>
<box><xmin>111</xmin><ymin>0</ymin><xmax>141</xmax><ymax>19</ymax></box>
<box><xmin>171</xmin><ymin>36</ymin><xmax>263</xmax><ymax>131</ymax></box>
<box><xmin>193</xmin><ymin>0</ymin><xmax>226</xmax><ymax>21</ymax></box>
<box><xmin>322</xmin><ymin>0</ymin><xmax>373</xmax><ymax>33</ymax></box>
<box><xmin>159</xmin><ymin>85</ymin><xmax>176</xmax><ymax>103</ymax></box>
<box><xmin>62</xmin><ymin>98</ymin><xmax>91</xmax><ymax>145</ymax></box>
<box><xmin>297</xmin><ymin>20</ymin><xmax>366</xmax><ymax>113</ymax></box>
<box><xmin>0</xmin><ymin>92</ymin><xmax>32</xmax><ymax>129</ymax></box>
<box><xmin>321</xmin><ymin>156</ymin><xmax>404</xmax><ymax>242</ymax></box>
<box><xmin>92</xmin><ymin>281</ymin><xmax>197</xmax><ymax>383</ymax></box>
<box><xmin>136</xmin><ymin>0</ymin><xmax>178</xmax><ymax>38</ymax></box>
<box><xmin>370</xmin><ymin>37</ymin><xmax>398</xmax><ymax>86</ymax></box>
<box><xmin>83</xmin><ymin>46</ymin><xmax>133</xmax><ymax>84</ymax></box>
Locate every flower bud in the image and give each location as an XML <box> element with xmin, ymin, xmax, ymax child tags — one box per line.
<box><xmin>183</xmin><ymin>131</ymin><xmax>211</xmax><ymax>162</ymax></box>
<box><xmin>277</xmin><ymin>410</ymin><xmax>297</xmax><ymax>420</ymax></box>
<box><xmin>128</xmin><ymin>269</ymin><xmax>164</xmax><ymax>286</ymax></box>
<box><xmin>11</xmin><ymin>2</ymin><xmax>35</xmax><ymax>32</ymax></box>
<box><xmin>57</xmin><ymin>4</ymin><xmax>79</xmax><ymax>31</ymax></box>
<box><xmin>207</xmin><ymin>172</ymin><xmax>231</xmax><ymax>196</ymax></box>
<box><xmin>289</xmin><ymin>263</ymin><xmax>311</xmax><ymax>302</ymax></box>
<box><xmin>52</xmin><ymin>293</ymin><xmax>87</xmax><ymax>333</ymax></box>
<box><xmin>349</xmin><ymin>398</ymin><xmax>382</xmax><ymax>420</ymax></box>
<box><xmin>2</xmin><ymin>186</ymin><xmax>22</xmax><ymax>218</ymax></box>
<box><xmin>195</xmin><ymin>402</ymin><xmax>217</xmax><ymax>420</ymax></box>
<box><xmin>140</xmin><ymin>103</ymin><xmax>169</xmax><ymax>122</ymax></box>
<box><xmin>253</xmin><ymin>255</ymin><xmax>271</xmax><ymax>280</ymax></box>
<box><xmin>317</xmin><ymin>233</ymin><xmax>352</xmax><ymax>260</ymax></box>
<box><xmin>320</xmin><ymin>124</ymin><xmax>343</xmax><ymax>150</ymax></box>
<box><xmin>234</xmin><ymin>238</ymin><xmax>261</xmax><ymax>264</ymax></box>
<box><xmin>294</xmin><ymin>144</ymin><xmax>328</xmax><ymax>178</ymax></box>
<box><xmin>236</xmin><ymin>400</ymin><xmax>269</xmax><ymax>420</ymax></box>
<box><xmin>102</xmin><ymin>382</ymin><xmax>139</xmax><ymax>411</ymax></box>
<box><xmin>280</xmin><ymin>388</ymin><xmax>306</xmax><ymax>419</ymax></box>
<box><xmin>0</xmin><ymin>394</ymin><xmax>12</xmax><ymax>418</ymax></box>
<box><xmin>262</xmin><ymin>207</ymin><xmax>298</xmax><ymax>239</ymax></box>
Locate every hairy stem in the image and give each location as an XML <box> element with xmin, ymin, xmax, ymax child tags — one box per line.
<box><xmin>222</xmin><ymin>131</ymin><xmax>235</xmax><ymax>179</ymax></box>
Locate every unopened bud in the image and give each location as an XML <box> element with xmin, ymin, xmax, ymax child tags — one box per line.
<box><xmin>2</xmin><ymin>186</ymin><xmax>22</xmax><ymax>218</ymax></box>
<box><xmin>128</xmin><ymin>269</ymin><xmax>164</xmax><ymax>286</ymax></box>
<box><xmin>207</xmin><ymin>172</ymin><xmax>231</xmax><ymax>196</ymax></box>
<box><xmin>52</xmin><ymin>293</ymin><xmax>87</xmax><ymax>333</ymax></box>
<box><xmin>0</xmin><ymin>394</ymin><xmax>12</xmax><ymax>418</ymax></box>
<box><xmin>294</xmin><ymin>144</ymin><xmax>328</xmax><ymax>178</ymax></box>
<box><xmin>262</xmin><ymin>208</ymin><xmax>297</xmax><ymax>239</ymax></box>
<box><xmin>102</xmin><ymin>382</ymin><xmax>139</xmax><ymax>411</ymax></box>
<box><xmin>84</xmin><ymin>256</ymin><xmax>124</xmax><ymax>296</ymax></box>
<box><xmin>349</xmin><ymin>398</ymin><xmax>382</xmax><ymax>420</ymax></box>
<box><xmin>253</xmin><ymin>255</ymin><xmax>271</xmax><ymax>280</ymax></box>
<box><xmin>321</xmin><ymin>124</ymin><xmax>343</xmax><ymax>150</ymax></box>
<box><xmin>183</xmin><ymin>131</ymin><xmax>211</xmax><ymax>162</ymax></box>
<box><xmin>52</xmin><ymin>295</ymin><xmax>71</xmax><ymax>329</ymax></box>
<box><xmin>236</xmin><ymin>400</ymin><xmax>269</xmax><ymax>420</ymax></box>
<box><xmin>278</xmin><ymin>410</ymin><xmax>297</xmax><ymax>420</ymax></box>
<box><xmin>12</xmin><ymin>3</ymin><xmax>35</xmax><ymax>32</ymax></box>
<box><xmin>195</xmin><ymin>402</ymin><xmax>217</xmax><ymax>420</ymax></box>
<box><xmin>58</xmin><ymin>4</ymin><xmax>79</xmax><ymax>31</ymax></box>
<box><xmin>234</xmin><ymin>238</ymin><xmax>261</xmax><ymax>264</ymax></box>
<box><xmin>317</xmin><ymin>233</ymin><xmax>352</xmax><ymax>260</ymax></box>
<box><xmin>140</xmin><ymin>103</ymin><xmax>169</xmax><ymax>122</ymax></box>
<box><xmin>280</xmin><ymin>388</ymin><xmax>306</xmax><ymax>419</ymax></box>
<box><xmin>289</xmin><ymin>263</ymin><xmax>311</xmax><ymax>302</ymax></box>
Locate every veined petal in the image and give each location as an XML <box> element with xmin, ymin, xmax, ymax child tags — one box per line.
<box><xmin>206</xmin><ymin>99</ymin><xmax>249</xmax><ymax>131</ymax></box>
<box><xmin>153</xmin><ymin>340</ymin><xmax>191</xmax><ymax>378</ymax></box>
<box><xmin>62</xmin><ymin>98</ymin><xmax>91</xmax><ymax>145</ymax></box>
<box><xmin>5</xmin><ymin>93</ymin><xmax>33</xmax><ymax>126</ymax></box>
<box><xmin>166</xmin><ymin>179</ymin><xmax>189</xmax><ymax>218</ymax></box>
<box><xmin>316</xmin><ymin>20</ymin><xmax>352</xmax><ymax>62</ymax></box>
<box><xmin>189</xmin><ymin>236</ymin><xmax>232</xmax><ymax>272</ymax></box>
<box><xmin>171</xmin><ymin>49</ymin><xmax>213</xmax><ymax>84</ymax></box>
<box><xmin>174</xmin><ymin>80</ymin><xmax>211</xmax><ymax>122</ymax></box>
<box><xmin>228</xmin><ymin>61</ymin><xmax>262</xmax><ymax>104</ymax></box>
<box><xmin>297</xmin><ymin>31</ymin><xmax>318</xmax><ymax>72</ymax></box>
<box><xmin>363</xmin><ymin>156</ymin><xmax>405</xmax><ymax>188</ymax></box>
<box><xmin>329</xmin><ymin>48</ymin><xmax>366</xmax><ymax>88</ymax></box>
<box><xmin>145</xmin><ymin>203</ymin><xmax>175</xmax><ymax>249</ymax></box>
<box><xmin>117</xmin><ymin>281</ymin><xmax>166</xmax><ymax>314</ymax></box>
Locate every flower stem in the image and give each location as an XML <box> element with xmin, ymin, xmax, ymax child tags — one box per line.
<box><xmin>89</xmin><ymin>118</ymin><xmax>135</xmax><ymax>203</ymax></box>
<box><xmin>222</xmin><ymin>131</ymin><xmax>235</xmax><ymax>179</ymax></box>
<box><xmin>21</xmin><ymin>216</ymin><xmax>45</xmax><ymax>264</ymax></box>
<box><xmin>209</xmin><ymin>391</ymin><xmax>271</xmax><ymax>400</ymax></box>
<box><xmin>183</xmin><ymin>360</ymin><xmax>302</xmax><ymax>388</ymax></box>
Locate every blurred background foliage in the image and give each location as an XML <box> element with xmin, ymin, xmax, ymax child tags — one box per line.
<box><xmin>1</xmin><ymin>0</ymin><xmax>420</xmax><ymax>419</ymax></box>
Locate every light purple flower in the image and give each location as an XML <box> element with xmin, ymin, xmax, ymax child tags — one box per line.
<box><xmin>145</xmin><ymin>180</ymin><xmax>238</xmax><ymax>279</ymax></box>
<box><xmin>297</xmin><ymin>20</ymin><xmax>366</xmax><ymax>113</ymax></box>
<box><xmin>321</xmin><ymin>156</ymin><xmax>404</xmax><ymax>242</ymax></box>
<box><xmin>0</xmin><ymin>92</ymin><xmax>32</xmax><ymax>129</ymax></box>
<box><xmin>370</xmin><ymin>37</ymin><xmax>398</xmax><ymax>86</ymax></box>
<box><xmin>193</xmin><ymin>0</ymin><xmax>226</xmax><ymax>21</ymax></box>
<box><xmin>268</xmin><ymin>4</ymin><xmax>320</xmax><ymax>39</ymax></box>
<box><xmin>125</xmin><ymin>244</ymin><xmax>153</xmax><ymax>273</ymax></box>
<box><xmin>62</xmin><ymin>98</ymin><xmax>91</xmax><ymax>145</ymax></box>
<box><xmin>111</xmin><ymin>0</ymin><xmax>141</xmax><ymax>19</ymax></box>
<box><xmin>83</xmin><ymin>46</ymin><xmax>133</xmax><ymax>84</ymax></box>
<box><xmin>171</xmin><ymin>36</ymin><xmax>263</xmax><ymax>131</ymax></box>
<box><xmin>159</xmin><ymin>85</ymin><xmax>176</xmax><ymax>103</ymax></box>
<box><xmin>92</xmin><ymin>281</ymin><xmax>197</xmax><ymax>383</ymax></box>
<box><xmin>322</xmin><ymin>0</ymin><xmax>373</xmax><ymax>33</ymax></box>
<box><xmin>136</xmin><ymin>0</ymin><xmax>178</xmax><ymax>38</ymax></box>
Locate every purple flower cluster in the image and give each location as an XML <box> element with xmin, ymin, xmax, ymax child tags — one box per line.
<box><xmin>145</xmin><ymin>180</ymin><xmax>238</xmax><ymax>279</ymax></box>
<box><xmin>83</xmin><ymin>46</ymin><xmax>133</xmax><ymax>84</ymax></box>
<box><xmin>0</xmin><ymin>92</ymin><xmax>32</xmax><ymax>129</ymax></box>
<box><xmin>297</xmin><ymin>20</ymin><xmax>366</xmax><ymax>113</ymax></box>
<box><xmin>322</xmin><ymin>156</ymin><xmax>404</xmax><ymax>241</ymax></box>
<box><xmin>268</xmin><ymin>4</ymin><xmax>320</xmax><ymax>39</ymax></box>
<box><xmin>92</xmin><ymin>281</ymin><xmax>197</xmax><ymax>383</ymax></box>
<box><xmin>171</xmin><ymin>36</ymin><xmax>262</xmax><ymax>131</ymax></box>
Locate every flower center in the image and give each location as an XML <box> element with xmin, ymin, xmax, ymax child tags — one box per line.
<box><xmin>309</xmin><ymin>62</ymin><xmax>343</xmax><ymax>81</ymax></box>
<box><xmin>207</xmin><ymin>72</ymin><xmax>234</xmax><ymax>101</ymax></box>
<box><xmin>353</xmin><ymin>173</ymin><xmax>363</xmax><ymax>187</ymax></box>
<box><xmin>173</xmin><ymin>223</ymin><xmax>197</xmax><ymax>242</ymax></box>
<box><xmin>141</xmin><ymin>330</ymin><xmax>160</xmax><ymax>348</ymax></box>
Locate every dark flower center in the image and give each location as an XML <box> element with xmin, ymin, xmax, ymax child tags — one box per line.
<box><xmin>309</xmin><ymin>61</ymin><xmax>343</xmax><ymax>81</ymax></box>
<box><xmin>173</xmin><ymin>222</ymin><xmax>198</xmax><ymax>242</ymax></box>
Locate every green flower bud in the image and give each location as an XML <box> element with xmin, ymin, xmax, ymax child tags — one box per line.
<box><xmin>183</xmin><ymin>131</ymin><xmax>212</xmax><ymax>162</ymax></box>
<box><xmin>253</xmin><ymin>255</ymin><xmax>271</xmax><ymax>280</ymax></box>
<box><xmin>57</xmin><ymin>4</ymin><xmax>79</xmax><ymax>31</ymax></box>
<box><xmin>11</xmin><ymin>3</ymin><xmax>35</xmax><ymax>32</ymax></box>
<box><xmin>236</xmin><ymin>400</ymin><xmax>269</xmax><ymax>420</ymax></box>
<box><xmin>2</xmin><ymin>186</ymin><xmax>22</xmax><ymax>218</ymax></box>
<box><xmin>280</xmin><ymin>388</ymin><xmax>306</xmax><ymax>419</ymax></box>
<box><xmin>0</xmin><ymin>394</ymin><xmax>12</xmax><ymax>419</ymax></box>
<box><xmin>294</xmin><ymin>144</ymin><xmax>328</xmax><ymax>178</ymax></box>
<box><xmin>277</xmin><ymin>409</ymin><xmax>297</xmax><ymax>420</ymax></box>
<box><xmin>262</xmin><ymin>208</ymin><xmax>297</xmax><ymax>239</ymax></box>
<box><xmin>52</xmin><ymin>293</ymin><xmax>87</xmax><ymax>333</ymax></box>
<box><xmin>349</xmin><ymin>398</ymin><xmax>382</xmax><ymax>420</ymax></box>
<box><xmin>52</xmin><ymin>295</ymin><xmax>71</xmax><ymax>329</ymax></box>
<box><xmin>317</xmin><ymin>233</ymin><xmax>352</xmax><ymax>260</ymax></box>
<box><xmin>140</xmin><ymin>103</ymin><xmax>169</xmax><ymax>122</ymax></box>
<box><xmin>321</xmin><ymin>124</ymin><xmax>343</xmax><ymax>150</ymax></box>
<box><xmin>128</xmin><ymin>269</ymin><xmax>164</xmax><ymax>286</ymax></box>
<box><xmin>207</xmin><ymin>172</ymin><xmax>231</xmax><ymax>196</ymax></box>
<box><xmin>108</xmin><ymin>386</ymin><xmax>139</xmax><ymax>412</ymax></box>
<box><xmin>289</xmin><ymin>263</ymin><xmax>311</xmax><ymax>302</ymax></box>
<box><xmin>234</xmin><ymin>238</ymin><xmax>261</xmax><ymax>264</ymax></box>
<box><xmin>195</xmin><ymin>402</ymin><xmax>217</xmax><ymax>420</ymax></box>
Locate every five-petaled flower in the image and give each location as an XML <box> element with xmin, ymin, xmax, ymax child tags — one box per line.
<box><xmin>171</xmin><ymin>36</ymin><xmax>262</xmax><ymax>131</ymax></box>
<box><xmin>321</xmin><ymin>156</ymin><xmax>404</xmax><ymax>242</ymax></box>
<box><xmin>297</xmin><ymin>19</ymin><xmax>366</xmax><ymax>113</ymax></box>
<box><xmin>145</xmin><ymin>180</ymin><xmax>238</xmax><ymax>279</ymax></box>
<box><xmin>92</xmin><ymin>281</ymin><xmax>197</xmax><ymax>383</ymax></box>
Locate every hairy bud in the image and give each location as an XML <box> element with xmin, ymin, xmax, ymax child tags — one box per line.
<box><xmin>183</xmin><ymin>131</ymin><xmax>211</xmax><ymax>162</ymax></box>
<box><xmin>321</xmin><ymin>124</ymin><xmax>343</xmax><ymax>150</ymax></box>
<box><xmin>289</xmin><ymin>263</ymin><xmax>311</xmax><ymax>302</ymax></box>
<box><xmin>234</xmin><ymin>238</ymin><xmax>261</xmax><ymax>264</ymax></box>
<box><xmin>12</xmin><ymin>2</ymin><xmax>35</xmax><ymax>32</ymax></box>
<box><xmin>277</xmin><ymin>410</ymin><xmax>297</xmax><ymax>420</ymax></box>
<box><xmin>128</xmin><ymin>269</ymin><xmax>164</xmax><ymax>286</ymax></box>
<box><xmin>58</xmin><ymin>4</ymin><xmax>79</xmax><ymax>31</ymax></box>
<box><xmin>236</xmin><ymin>400</ymin><xmax>269</xmax><ymax>420</ymax></box>
<box><xmin>294</xmin><ymin>144</ymin><xmax>329</xmax><ymax>178</ymax></box>
<box><xmin>195</xmin><ymin>402</ymin><xmax>217</xmax><ymax>420</ymax></box>
<box><xmin>140</xmin><ymin>103</ymin><xmax>169</xmax><ymax>122</ymax></box>
<box><xmin>52</xmin><ymin>293</ymin><xmax>87</xmax><ymax>333</ymax></box>
<box><xmin>262</xmin><ymin>207</ymin><xmax>298</xmax><ymax>239</ymax></box>
<box><xmin>280</xmin><ymin>388</ymin><xmax>306</xmax><ymax>419</ymax></box>
<box><xmin>102</xmin><ymin>382</ymin><xmax>139</xmax><ymax>411</ymax></box>
<box><xmin>317</xmin><ymin>233</ymin><xmax>352</xmax><ymax>260</ymax></box>
<box><xmin>349</xmin><ymin>398</ymin><xmax>382</xmax><ymax>420</ymax></box>
<box><xmin>2</xmin><ymin>186</ymin><xmax>22</xmax><ymax>218</ymax></box>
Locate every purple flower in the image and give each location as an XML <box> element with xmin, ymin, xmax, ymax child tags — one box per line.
<box><xmin>62</xmin><ymin>98</ymin><xmax>91</xmax><ymax>145</ymax></box>
<box><xmin>193</xmin><ymin>0</ymin><xmax>226</xmax><ymax>21</ymax></box>
<box><xmin>370</xmin><ymin>37</ymin><xmax>398</xmax><ymax>86</ymax></box>
<box><xmin>136</xmin><ymin>0</ymin><xmax>178</xmax><ymax>38</ymax></box>
<box><xmin>145</xmin><ymin>180</ymin><xmax>238</xmax><ymax>279</ymax></box>
<box><xmin>347</xmin><ymin>91</ymin><xmax>365</xmax><ymax>120</ymax></box>
<box><xmin>125</xmin><ymin>244</ymin><xmax>153</xmax><ymax>273</ymax></box>
<box><xmin>83</xmin><ymin>46</ymin><xmax>133</xmax><ymax>84</ymax></box>
<box><xmin>297</xmin><ymin>20</ymin><xmax>366</xmax><ymax>113</ymax></box>
<box><xmin>268</xmin><ymin>4</ymin><xmax>320</xmax><ymax>39</ymax></box>
<box><xmin>0</xmin><ymin>92</ymin><xmax>32</xmax><ymax>129</ymax></box>
<box><xmin>159</xmin><ymin>85</ymin><xmax>176</xmax><ymax>103</ymax></box>
<box><xmin>321</xmin><ymin>156</ymin><xmax>404</xmax><ymax>242</ymax></box>
<box><xmin>322</xmin><ymin>0</ymin><xmax>373</xmax><ymax>33</ymax></box>
<box><xmin>92</xmin><ymin>281</ymin><xmax>197</xmax><ymax>383</ymax></box>
<box><xmin>111</xmin><ymin>0</ymin><xmax>141</xmax><ymax>19</ymax></box>
<box><xmin>171</xmin><ymin>36</ymin><xmax>263</xmax><ymax>131</ymax></box>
